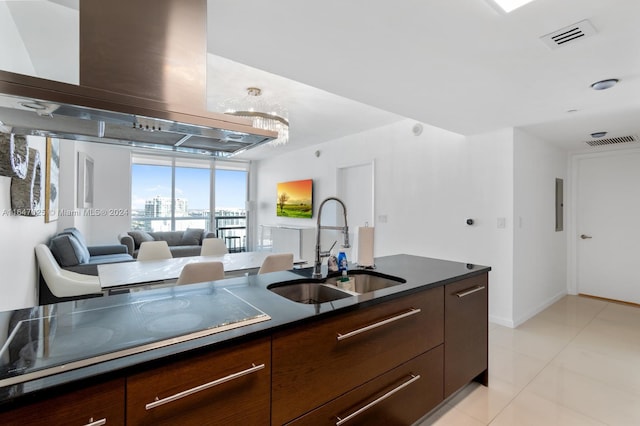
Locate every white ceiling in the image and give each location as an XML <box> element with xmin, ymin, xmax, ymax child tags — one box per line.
<box><xmin>206</xmin><ymin>54</ymin><xmax>405</xmax><ymax>160</ymax></box>
<box><xmin>4</xmin><ymin>0</ymin><xmax>640</xmax><ymax>159</ymax></box>
<box><xmin>206</xmin><ymin>0</ymin><xmax>640</xmax><ymax>157</ymax></box>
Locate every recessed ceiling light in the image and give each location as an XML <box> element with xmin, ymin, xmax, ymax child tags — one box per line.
<box><xmin>590</xmin><ymin>132</ymin><xmax>607</xmax><ymax>138</ymax></box>
<box><xmin>591</xmin><ymin>79</ymin><xmax>618</xmax><ymax>90</ymax></box>
<box><xmin>485</xmin><ymin>0</ymin><xmax>537</xmax><ymax>13</ymax></box>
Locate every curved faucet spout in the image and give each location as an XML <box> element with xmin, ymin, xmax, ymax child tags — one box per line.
<box><xmin>313</xmin><ymin>197</ymin><xmax>350</xmax><ymax>278</ymax></box>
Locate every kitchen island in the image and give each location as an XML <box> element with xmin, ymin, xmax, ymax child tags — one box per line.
<box><xmin>0</xmin><ymin>254</ymin><xmax>490</xmax><ymax>425</ymax></box>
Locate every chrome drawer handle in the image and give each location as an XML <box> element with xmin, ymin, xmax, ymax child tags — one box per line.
<box><xmin>335</xmin><ymin>374</ymin><xmax>421</xmax><ymax>425</ymax></box>
<box><xmin>455</xmin><ymin>285</ymin><xmax>485</xmax><ymax>298</ymax></box>
<box><xmin>336</xmin><ymin>308</ymin><xmax>421</xmax><ymax>341</ymax></box>
<box><xmin>84</xmin><ymin>418</ymin><xmax>106</xmax><ymax>426</ymax></box>
<box><xmin>145</xmin><ymin>363</ymin><xmax>265</xmax><ymax>410</ymax></box>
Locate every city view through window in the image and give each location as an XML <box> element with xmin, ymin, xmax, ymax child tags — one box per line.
<box><xmin>131</xmin><ymin>163</ymin><xmax>248</xmax><ymax>251</ymax></box>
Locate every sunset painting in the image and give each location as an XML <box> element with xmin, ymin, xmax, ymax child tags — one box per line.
<box><xmin>277</xmin><ymin>179</ymin><xmax>313</xmax><ymax>218</ymax></box>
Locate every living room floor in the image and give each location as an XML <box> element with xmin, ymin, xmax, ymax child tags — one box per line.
<box><xmin>418</xmin><ymin>295</ymin><xmax>640</xmax><ymax>425</ymax></box>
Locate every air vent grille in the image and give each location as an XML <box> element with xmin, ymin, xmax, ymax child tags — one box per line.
<box><xmin>586</xmin><ymin>135</ymin><xmax>638</xmax><ymax>147</ymax></box>
<box><xmin>540</xmin><ymin>20</ymin><xmax>597</xmax><ymax>49</ymax></box>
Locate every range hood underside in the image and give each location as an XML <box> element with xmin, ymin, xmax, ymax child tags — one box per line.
<box><xmin>0</xmin><ymin>71</ymin><xmax>277</xmax><ymax>157</ymax></box>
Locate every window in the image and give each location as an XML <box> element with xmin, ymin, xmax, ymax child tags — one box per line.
<box><xmin>131</xmin><ymin>154</ymin><xmax>249</xmax><ymax>251</ymax></box>
<box><xmin>215</xmin><ymin>168</ymin><xmax>248</xmax><ymax>252</ymax></box>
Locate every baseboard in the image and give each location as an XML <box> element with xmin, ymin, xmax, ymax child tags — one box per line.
<box><xmin>489</xmin><ymin>314</ymin><xmax>515</xmax><ymax>328</ymax></box>
<box><xmin>512</xmin><ymin>290</ymin><xmax>567</xmax><ymax>327</ymax></box>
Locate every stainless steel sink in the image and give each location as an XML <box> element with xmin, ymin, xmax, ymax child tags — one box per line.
<box><xmin>268</xmin><ymin>281</ymin><xmax>353</xmax><ymax>304</ymax></box>
<box><xmin>267</xmin><ymin>270</ymin><xmax>406</xmax><ymax>304</ymax></box>
<box><xmin>325</xmin><ymin>270</ymin><xmax>406</xmax><ymax>293</ymax></box>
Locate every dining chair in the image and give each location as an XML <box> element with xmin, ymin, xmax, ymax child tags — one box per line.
<box><xmin>34</xmin><ymin>244</ymin><xmax>102</xmax><ymax>298</ymax></box>
<box><xmin>137</xmin><ymin>241</ymin><xmax>173</xmax><ymax>261</ymax></box>
<box><xmin>200</xmin><ymin>238</ymin><xmax>229</xmax><ymax>256</ymax></box>
<box><xmin>176</xmin><ymin>261</ymin><xmax>225</xmax><ymax>285</ymax></box>
<box><xmin>258</xmin><ymin>253</ymin><xmax>294</xmax><ymax>274</ymax></box>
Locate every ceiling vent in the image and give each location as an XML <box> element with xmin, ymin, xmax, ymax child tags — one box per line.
<box><xmin>585</xmin><ymin>135</ymin><xmax>638</xmax><ymax>147</ymax></box>
<box><xmin>540</xmin><ymin>20</ymin><xmax>597</xmax><ymax>49</ymax></box>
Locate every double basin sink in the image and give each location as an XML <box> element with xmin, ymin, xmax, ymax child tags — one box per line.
<box><xmin>267</xmin><ymin>270</ymin><xmax>407</xmax><ymax>304</ymax></box>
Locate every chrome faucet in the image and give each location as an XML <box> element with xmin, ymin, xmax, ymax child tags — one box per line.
<box><xmin>313</xmin><ymin>197</ymin><xmax>350</xmax><ymax>278</ymax></box>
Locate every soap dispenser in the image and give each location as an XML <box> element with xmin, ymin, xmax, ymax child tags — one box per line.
<box><xmin>337</xmin><ymin>251</ymin><xmax>355</xmax><ymax>291</ymax></box>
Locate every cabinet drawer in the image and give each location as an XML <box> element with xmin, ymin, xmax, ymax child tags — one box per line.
<box><xmin>272</xmin><ymin>287</ymin><xmax>443</xmax><ymax>425</ymax></box>
<box><xmin>126</xmin><ymin>337</ymin><xmax>270</xmax><ymax>426</ymax></box>
<box><xmin>0</xmin><ymin>378</ymin><xmax>125</xmax><ymax>426</ymax></box>
<box><xmin>444</xmin><ymin>274</ymin><xmax>488</xmax><ymax>397</ymax></box>
<box><xmin>289</xmin><ymin>345</ymin><xmax>444</xmax><ymax>426</ymax></box>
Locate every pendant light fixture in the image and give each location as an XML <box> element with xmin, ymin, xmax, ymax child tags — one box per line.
<box><xmin>222</xmin><ymin>87</ymin><xmax>289</xmax><ymax>146</ymax></box>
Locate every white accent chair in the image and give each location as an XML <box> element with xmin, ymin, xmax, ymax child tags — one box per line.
<box><xmin>176</xmin><ymin>261</ymin><xmax>225</xmax><ymax>285</ymax></box>
<box><xmin>200</xmin><ymin>238</ymin><xmax>229</xmax><ymax>256</ymax></box>
<box><xmin>137</xmin><ymin>241</ymin><xmax>173</xmax><ymax>261</ymax></box>
<box><xmin>258</xmin><ymin>253</ymin><xmax>294</xmax><ymax>274</ymax></box>
<box><xmin>35</xmin><ymin>244</ymin><xmax>102</xmax><ymax>298</ymax></box>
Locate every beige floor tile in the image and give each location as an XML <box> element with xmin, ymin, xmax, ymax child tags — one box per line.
<box><xmin>424</xmin><ymin>296</ymin><xmax>640</xmax><ymax>425</ymax></box>
<box><xmin>446</xmin><ymin>378</ymin><xmax>517</xmax><ymax>424</ymax></box>
<box><xmin>489</xmin><ymin>321</ymin><xmax>572</xmax><ymax>362</ymax></box>
<box><xmin>595</xmin><ymin>302</ymin><xmax>640</xmax><ymax>329</ymax></box>
<box><xmin>518</xmin><ymin>315</ymin><xmax>582</xmax><ymax>340</ymax></box>
<box><xmin>559</xmin><ymin>295</ymin><xmax>608</xmax><ymax>311</ymax></box>
<box><xmin>488</xmin><ymin>345</ymin><xmax>548</xmax><ymax>390</ymax></box>
<box><xmin>533</xmin><ymin>296</ymin><xmax>605</xmax><ymax>328</ymax></box>
<box><xmin>489</xmin><ymin>389</ymin><xmax>607</xmax><ymax>426</ymax></box>
<box><xmin>552</xmin><ymin>342</ymin><xmax>640</xmax><ymax>395</ymax></box>
<box><xmin>422</xmin><ymin>406</ymin><xmax>487</xmax><ymax>426</ymax></box>
<box><xmin>526</xmin><ymin>364</ymin><xmax>640</xmax><ymax>425</ymax></box>
<box><xmin>571</xmin><ymin>318</ymin><xmax>640</xmax><ymax>364</ymax></box>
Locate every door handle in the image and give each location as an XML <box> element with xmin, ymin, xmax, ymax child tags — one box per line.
<box><xmin>580</xmin><ymin>234</ymin><xmax>592</xmax><ymax>239</ymax></box>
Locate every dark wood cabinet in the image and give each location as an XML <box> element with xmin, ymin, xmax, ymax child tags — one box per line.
<box><xmin>126</xmin><ymin>337</ymin><xmax>271</xmax><ymax>425</ymax></box>
<box><xmin>288</xmin><ymin>345</ymin><xmax>444</xmax><ymax>426</ymax></box>
<box><xmin>0</xmin><ymin>378</ymin><xmax>125</xmax><ymax>426</ymax></box>
<box><xmin>0</xmin><ymin>268</ymin><xmax>489</xmax><ymax>425</ymax></box>
<box><xmin>272</xmin><ymin>286</ymin><xmax>444</xmax><ymax>425</ymax></box>
<box><xmin>444</xmin><ymin>274</ymin><xmax>489</xmax><ymax>397</ymax></box>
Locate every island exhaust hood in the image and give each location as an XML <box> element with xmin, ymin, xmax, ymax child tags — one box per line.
<box><xmin>0</xmin><ymin>0</ymin><xmax>277</xmax><ymax>157</ymax></box>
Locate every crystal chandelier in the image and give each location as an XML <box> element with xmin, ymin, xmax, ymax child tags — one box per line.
<box><xmin>223</xmin><ymin>87</ymin><xmax>289</xmax><ymax>146</ymax></box>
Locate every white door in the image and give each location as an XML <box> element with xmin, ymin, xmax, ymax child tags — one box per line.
<box><xmin>576</xmin><ymin>151</ymin><xmax>640</xmax><ymax>304</ymax></box>
<box><xmin>337</xmin><ymin>162</ymin><xmax>374</xmax><ymax>262</ymax></box>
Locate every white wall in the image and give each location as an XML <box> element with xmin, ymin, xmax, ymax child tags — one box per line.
<box><xmin>513</xmin><ymin>129</ymin><xmax>568</xmax><ymax>326</ymax></box>
<box><xmin>0</xmin><ymin>122</ymin><xmax>568</xmax><ymax>325</ymax></box>
<box><xmin>254</xmin><ymin>119</ymin><xmax>517</xmax><ymax>325</ymax></box>
<box><xmin>0</xmin><ymin>136</ymin><xmax>56</xmax><ymax>311</ymax></box>
<box><xmin>47</xmin><ymin>140</ymin><xmax>131</xmax><ymax>245</ymax></box>
<box><xmin>81</xmin><ymin>143</ymin><xmax>132</xmax><ymax>245</ymax></box>
<box><xmin>465</xmin><ymin>129</ymin><xmax>515</xmax><ymax>326</ymax></box>
<box><xmin>0</xmin><ymin>138</ymin><xmax>131</xmax><ymax>311</ymax></box>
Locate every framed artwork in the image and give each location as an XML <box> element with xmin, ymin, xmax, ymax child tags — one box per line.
<box><xmin>44</xmin><ymin>137</ymin><xmax>60</xmax><ymax>222</ymax></box>
<box><xmin>276</xmin><ymin>179</ymin><xmax>313</xmax><ymax>218</ymax></box>
<box><xmin>78</xmin><ymin>152</ymin><xmax>94</xmax><ymax>208</ymax></box>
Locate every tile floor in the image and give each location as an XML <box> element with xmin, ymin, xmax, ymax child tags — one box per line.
<box><xmin>418</xmin><ymin>295</ymin><xmax>640</xmax><ymax>426</ymax></box>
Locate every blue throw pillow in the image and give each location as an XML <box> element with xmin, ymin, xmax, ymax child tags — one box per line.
<box><xmin>61</xmin><ymin>227</ymin><xmax>91</xmax><ymax>261</ymax></box>
<box><xmin>49</xmin><ymin>234</ymin><xmax>90</xmax><ymax>266</ymax></box>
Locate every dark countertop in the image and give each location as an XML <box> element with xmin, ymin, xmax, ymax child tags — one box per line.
<box><xmin>0</xmin><ymin>254</ymin><xmax>490</xmax><ymax>405</ymax></box>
